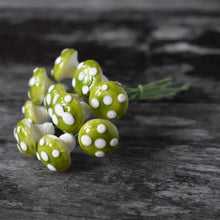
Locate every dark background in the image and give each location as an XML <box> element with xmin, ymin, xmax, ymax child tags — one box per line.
<box><xmin>0</xmin><ymin>1</ymin><xmax>220</xmax><ymax>219</ymax></box>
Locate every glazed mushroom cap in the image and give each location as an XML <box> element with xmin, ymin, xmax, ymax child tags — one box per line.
<box><xmin>78</xmin><ymin>119</ymin><xmax>119</xmax><ymax>157</ymax></box>
<box><xmin>72</xmin><ymin>60</ymin><xmax>103</xmax><ymax>98</ymax></box>
<box><xmin>37</xmin><ymin>134</ymin><xmax>75</xmax><ymax>172</ymax></box>
<box><xmin>14</xmin><ymin>119</ymin><xmax>55</xmax><ymax>157</ymax></box>
<box><xmin>89</xmin><ymin>81</ymin><xmax>128</xmax><ymax>120</ymax></box>
<box><xmin>44</xmin><ymin>84</ymin><xmax>67</xmax><ymax>117</ymax></box>
<box><xmin>52</xmin><ymin>48</ymin><xmax>79</xmax><ymax>82</ymax></box>
<box><xmin>22</xmin><ymin>100</ymin><xmax>50</xmax><ymax>124</ymax></box>
<box><xmin>51</xmin><ymin>93</ymin><xmax>89</xmax><ymax>133</ymax></box>
<box><xmin>28</xmin><ymin>67</ymin><xmax>54</xmax><ymax>105</ymax></box>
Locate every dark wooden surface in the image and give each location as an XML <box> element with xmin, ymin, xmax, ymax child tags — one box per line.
<box><xmin>1</xmin><ymin>2</ymin><xmax>220</xmax><ymax>219</ymax></box>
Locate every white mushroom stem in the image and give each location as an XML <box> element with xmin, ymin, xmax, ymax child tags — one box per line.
<box><xmin>33</xmin><ymin>122</ymin><xmax>55</xmax><ymax>141</ymax></box>
<box><xmin>80</xmin><ymin>102</ymin><xmax>90</xmax><ymax>120</ymax></box>
<box><xmin>33</xmin><ymin>105</ymin><xmax>50</xmax><ymax>123</ymax></box>
<box><xmin>102</xmin><ymin>74</ymin><xmax>109</xmax><ymax>82</ymax></box>
<box><xmin>59</xmin><ymin>133</ymin><xmax>76</xmax><ymax>153</ymax></box>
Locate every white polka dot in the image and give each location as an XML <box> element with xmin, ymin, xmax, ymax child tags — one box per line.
<box><xmin>49</xmin><ymin>143</ymin><xmax>52</xmax><ymax>147</ymax></box>
<box><xmin>41</xmin><ymin>151</ymin><xmax>49</xmax><ymax>161</ymax></box>
<box><xmin>48</xmin><ymin>108</ymin><xmax>53</xmax><ymax>117</ymax></box>
<box><xmin>47</xmin><ymin>164</ymin><xmax>57</xmax><ymax>171</ymax></box>
<box><xmin>118</xmin><ymin>94</ymin><xmax>126</xmax><ymax>103</ymax></box>
<box><xmin>27</xmin><ymin>118</ymin><xmax>33</xmax><ymax>124</ymax></box>
<box><xmin>89</xmin><ymin>67</ymin><xmax>98</xmax><ymax>76</ymax></box>
<box><xmin>110</xmin><ymin>138</ymin><xmax>118</xmax><ymax>147</ymax></box>
<box><xmin>17</xmin><ymin>126</ymin><xmax>21</xmax><ymax>133</ymax></box>
<box><xmin>72</xmin><ymin>78</ymin><xmax>76</xmax><ymax>87</ymax></box>
<box><xmin>27</xmin><ymin>90</ymin><xmax>31</xmax><ymax>99</ymax></box>
<box><xmin>25</xmin><ymin>119</ymin><xmax>32</xmax><ymax>127</ymax></box>
<box><xmin>64</xmin><ymin>95</ymin><xmax>72</xmax><ymax>103</ymax></box>
<box><xmin>53</xmin><ymin>94</ymin><xmax>60</xmax><ymax>105</ymax></box>
<box><xmin>46</xmin><ymin>94</ymin><xmax>52</xmax><ymax>105</ymax></box>
<box><xmin>107</xmin><ymin>110</ymin><xmax>117</xmax><ymax>119</ymax></box>
<box><xmin>78</xmin><ymin>71</ymin><xmax>85</xmax><ymax>81</ymax></box>
<box><xmin>61</xmin><ymin>48</ymin><xmax>69</xmax><ymax>53</ymax></box>
<box><xmin>51</xmin><ymin>69</ymin><xmax>54</xmax><ymax>76</ymax></box>
<box><xmin>77</xmin><ymin>62</ymin><xmax>84</xmax><ymax>69</ymax></box>
<box><xmin>94</xmin><ymin>138</ymin><xmax>106</xmax><ymax>149</ymax></box>
<box><xmin>97</xmin><ymin>124</ymin><xmax>107</xmax><ymax>133</ymax></box>
<box><xmin>81</xmin><ymin>135</ymin><xmax>92</xmax><ymax>147</ymax></box>
<box><xmin>20</xmin><ymin>142</ymin><xmax>28</xmax><ymax>151</ymax></box>
<box><xmin>48</xmin><ymin>85</ymin><xmax>55</xmax><ymax>93</ymax></box>
<box><xmin>103</xmin><ymin>96</ymin><xmax>113</xmax><ymax>105</ymax></box>
<box><xmin>28</xmin><ymin>77</ymin><xmax>36</xmax><ymax>87</ymax></box>
<box><xmin>33</xmin><ymin>67</ymin><xmax>39</xmax><ymax>73</ymax></box>
<box><xmin>14</xmin><ymin>132</ymin><xmax>19</xmax><ymax>143</ymax></box>
<box><xmin>62</xmin><ymin>112</ymin><xmax>75</xmax><ymax>125</ymax></box>
<box><xmin>52</xmin><ymin>149</ymin><xmax>60</xmax><ymax>158</ymax></box>
<box><xmin>91</xmin><ymin>98</ymin><xmax>100</xmax><ymax>108</ymax></box>
<box><xmin>55</xmin><ymin>56</ymin><xmax>62</xmax><ymax>64</ymax></box>
<box><xmin>21</xmin><ymin>106</ymin><xmax>25</xmax><ymax>114</ymax></box>
<box><xmin>36</xmin><ymin>152</ymin><xmax>41</xmax><ymax>161</ymax></box>
<box><xmin>55</xmin><ymin>103</ymin><xmax>64</xmax><ymax>116</ymax></box>
<box><xmin>95</xmin><ymin>151</ymin><xmax>105</xmax><ymax>157</ymax></box>
<box><xmin>82</xmin><ymin>85</ymin><xmax>89</xmax><ymax>95</ymax></box>
<box><xmin>102</xmin><ymin>84</ymin><xmax>108</xmax><ymax>91</ymax></box>
<box><xmin>52</xmin><ymin>114</ymin><xmax>59</xmax><ymax>125</ymax></box>
<box><xmin>39</xmin><ymin>138</ymin><xmax>46</xmax><ymax>146</ymax></box>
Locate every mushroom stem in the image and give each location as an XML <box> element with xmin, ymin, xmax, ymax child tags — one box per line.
<box><xmin>34</xmin><ymin>106</ymin><xmax>50</xmax><ymax>123</ymax></box>
<box><xmin>33</xmin><ymin>122</ymin><xmax>55</xmax><ymax>141</ymax></box>
<box><xmin>102</xmin><ymin>74</ymin><xmax>109</xmax><ymax>82</ymax></box>
<box><xmin>59</xmin><ymin>133</ymin><xmax>76</xmax><ymax>153</ymax></box>
<box><xmin>80</xmin><ymin>102</ymin><xmax>90</xmax><ymax>120</ymax></box>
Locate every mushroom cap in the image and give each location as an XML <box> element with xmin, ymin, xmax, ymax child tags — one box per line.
<box><xmin>44</xmin><ymin>84</ymin><xmax>67</xmax><ymax>117</ymax></box>
<box><xmin>72</xmin><ymin>60</ymin><xmax>103</xmax><ymax>98</ymax></box>
<box><xmin>89</xmin><ymin>81</ymin><xmax>128</xmax><ymax>120</ymax></box>
<box><xmin>14</xmin><ymin>119</ymin><xmax>37</xmax><ymax>157</ymax></box>
<box><xmin>51</xmin><ymin>93</ymin><xmax>85</xmax><ymax>133</ymax></box>
<box><xmin>28</xmin><ymin>68</ymin><xmax>53</xmax><ymax>105</ymax></box>
<box><xmin>78</xmin><ymin>119</ymin><xmax>119</xmax><ymax>157</ymax></box>
<box><xmin>23</xmin><ymin>100</ymin><xmax>49</xmax><ymax>124</ymax></box>
<box><xmin>37</xmin><ymin>135</ymin><xmax>71</xmax><ymax>172</ymax></box>
<box><xmin>52</xmin><ymin>48</ymin><xmax>79</xmax><ymax>82</ymax></box>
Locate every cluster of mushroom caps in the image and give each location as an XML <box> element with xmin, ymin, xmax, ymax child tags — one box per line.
<box><xmin>14</xmin><ymin>48</ymin><xmax>128</xmax><ymax>172</ymax></box>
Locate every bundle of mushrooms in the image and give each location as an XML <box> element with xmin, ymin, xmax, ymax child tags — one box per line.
<box><xmin>14</xmin><ymin>48</ymin><xmax>128</xmax><ymax>172</ymax></box>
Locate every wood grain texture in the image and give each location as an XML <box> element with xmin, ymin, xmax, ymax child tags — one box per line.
<box><xmin>0</xmin><ymin>4</ymin><xmax>220</xmax><ymax>220</ymax></box>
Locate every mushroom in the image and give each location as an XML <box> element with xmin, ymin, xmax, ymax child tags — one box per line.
<box><xmin>72</xmin><ymin>60</ymin><xmax>103</xmax><ymax>98</ymax></box>
<box><xmin>89</xmin><ymin>81</ymin><xmax>128</xmax><ymax>120</ymax></box>
<box><xmin>52</xmin><ymin>48</ymin><xmax>79</xmax><ymax>82</ymax></box>
<box><xmin>44</xmin><ymin>84</ymin><xmax>67</xmax><ymax>117</ymax></box>
<box><xmin>36</xmin><ymin>133</ymin><xmax>76</xmax><ymax>172</ymax></box>
<box><xmin>78</xmin><ymin>119</ymin><xmax>119</xmax><ymax>157</ymax></box>
<box><xmin>14</xmin><ymin>119</ymin><xmax>55</xmax><ymax>157</ymax></box>
<box><xmin>51</xmin><ymin>93</ymin><xmax>90</xmax><ymax>133</ymax></box>
<box><xmin>28</xmin><ymin>67</ymin><xmax>54</xmax><ymax>105</ymax></box>
<box><xmin>22</xmin><ymin>100</ymin><xmax>50</xmax><ymax>124</ymax></box>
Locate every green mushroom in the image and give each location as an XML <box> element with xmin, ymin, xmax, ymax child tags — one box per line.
<box><xmin>14</xmin><ymin>119</ymin><xmax>55</xmax><ymax>157</ymax></box>
<box><xmin>52</xmin><ymin>48</ymin><xmax>79</xmax><ymax>82</ymax></box>
<box><xmin>78</xmin><ymin>119</ymin><xmax>119</xmax><ymax>157</ymax></box>
<box><xmin>28</xmin><ymin>67</ymin><xmax>54</xmax><ymax>105</ymax></box>
<box><xmin>22</xmin><ymin>100</ymin><xmax>50</xmax><ymax>124</ymax></box>
<box><xmin>44</xmin><ymin>84</ymin><xmax>67</xmax><ymax>117</ymax></box>
<box><xmin>36</xmin><ymin>133</ymin><xmax>76</xmax><ymax>172</ymax></box>
<box><xmin>51</xmin><ymin>93</ymin><xmax>90</xmax><ymax>133</ymax></box>
<box><xmin>72</xmin><ymin>60</ymin><xmax>103</xmax><ymax>98</ymax></box>
<box><xmin>89</xmin><ymin>81</ymin><xmax>128</xmax><ymax>120</ymax></box>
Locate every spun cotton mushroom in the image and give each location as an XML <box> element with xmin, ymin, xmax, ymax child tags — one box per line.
<box><xmin>22</xmin><ymin>100</ymin><xmax>50</xmax><ymax>124</ymax></box>
<box><xmin>52</xmin><ymin>48</ymin><xmax>79</xmax><ymax>81</ymax></box>
<box><xmin>44</xmin><ymin>84</ymin><xmax>67</xmax><ymax>117</ymax></box>
<box><xmin>28</xmin><ymin>67</ymin><xmax>54</xmax><ymax>105</ymax></box>
<box><xmin>14</xmin><ymin>119</ymin><xmax>55</xmax><ymax>157</ymax></box>
<box><xmin>51</xmin><ymin>93</ymin><xmax>90</xmax><ymax>133</ymax></box>
<box><xmin>37</xmin><ymin>133</ymin><xmax>76</xmax><ymax>172</ymax></box>
<box><xmin>89</xmin><ymin>81</ymin><xmax>128</xmax><ymax>120</ymax></box>
<box><xmin>72</xmin><ymin>60</ymin><xmax>103</xmax><ymax>98</ymax></box>
<box><xmin>78</xmin><ymin>119</ymin><xmax>119</xmax><ymax>157</ymax></box>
